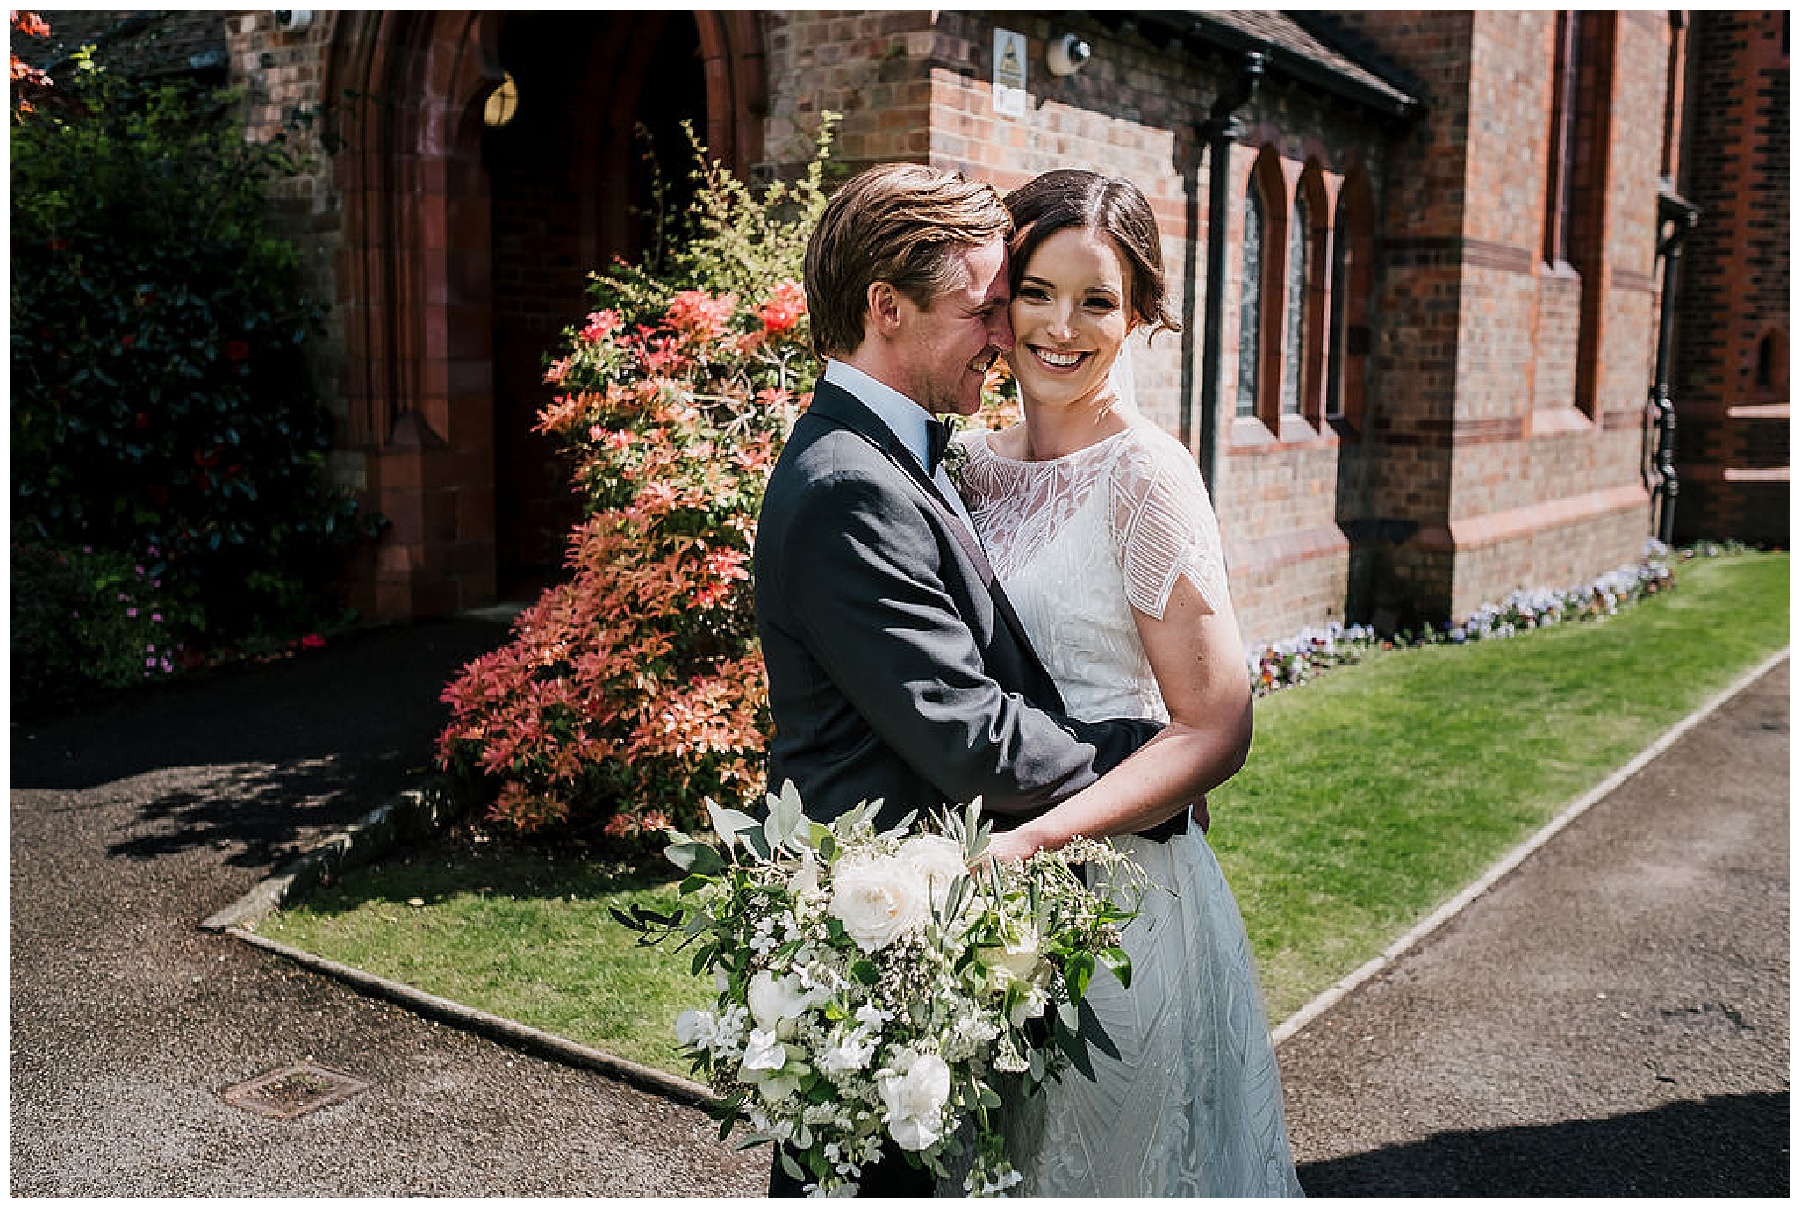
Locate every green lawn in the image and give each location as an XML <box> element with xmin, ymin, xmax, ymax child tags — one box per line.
<box><xmin>265</xmin><ymin>551</ymin><xmax>1788</xmax><ymax>1076</ymax></box>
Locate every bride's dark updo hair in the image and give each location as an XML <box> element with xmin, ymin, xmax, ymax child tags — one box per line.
<box><xmin>1003</xmin><ymin>170</ymin><xmax>1181</xmax><ymax>336</ymax></box>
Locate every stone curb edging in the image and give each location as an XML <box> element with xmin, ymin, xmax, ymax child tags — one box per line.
<box><xmin>1269</xmin><ymin>645</ymin><xmax>1791</xmax><ymax>1048</ymax></box>
<box><xmin>199</xmin><ymin>778</ymin><xmax>467</xmax><ymax>933</ymax></box>
<box><xmin>225</xmin><ymin>926</ymin><xmax>718</xmax><ymax>1110</ymax></box>
<box><xmin>200</xmin><ymin>774</ymin><xmax>720</xmax><ymax>1111</ymax></box>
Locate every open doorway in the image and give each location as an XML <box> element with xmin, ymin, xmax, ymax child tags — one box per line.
<box><xmin>483</xmin><ymin>11</ymin><xmax>707</xmax><ymax>600</ymax></box>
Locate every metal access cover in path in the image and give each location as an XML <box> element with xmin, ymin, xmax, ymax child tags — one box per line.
<box><xmin>221</xmin><ymin>1061</ymin><xmax>371</xmax><ymax>1120</ymax></box>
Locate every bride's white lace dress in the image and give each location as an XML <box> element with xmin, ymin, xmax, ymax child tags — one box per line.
<box><xmin>952</xmin><ymin>419</ymin><xmax>1303</xmax><ymax>1198</ymax></box>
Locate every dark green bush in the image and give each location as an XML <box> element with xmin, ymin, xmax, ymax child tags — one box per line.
<box><xmin>11</xmin><ymin>541</ymin><xmax>196</xmax><ymax>709</ymax></box>
<box><xmin>11</xmin><ymin>53</ymin><xmax>372</xmax><ymax>656</ymax></box>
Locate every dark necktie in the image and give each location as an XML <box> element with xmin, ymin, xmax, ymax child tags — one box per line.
<box><xmin>924</xmin><ymin>417</ymin><xmax>954</xmax><ymax>477</ymax></box>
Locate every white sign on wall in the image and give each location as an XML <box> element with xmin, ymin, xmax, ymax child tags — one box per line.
<box><xmin>993</xmin><ymin>27</ymin><xmax>1027</xmax><ymax>116</ymax></box>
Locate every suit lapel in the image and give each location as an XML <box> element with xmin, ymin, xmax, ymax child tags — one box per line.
<box><xmin>803</xmin><ymin>381</ymin><xmax>1067</xmax><ymax>711</ymax></box>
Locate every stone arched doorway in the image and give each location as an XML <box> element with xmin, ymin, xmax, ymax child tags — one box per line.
<box><xmin>326</xmin><ymin>12</ymin><xmax>764</xmax><ymax>617</ymax></box>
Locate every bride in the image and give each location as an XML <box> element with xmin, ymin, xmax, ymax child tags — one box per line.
<box><xmin>950</xmin><ymin>169</ymin><xmax>1303</xmax><ymax>1197</ymax></box>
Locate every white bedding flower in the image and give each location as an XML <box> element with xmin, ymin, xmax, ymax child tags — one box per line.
<box><xmin>876</xmin><ymin>1049</ymin><xmax>952</xmax><ymax>1151</ymax></box>
<box><xmin>818</xmin><ymin>1030</ymin><xmax>878</xmax><ymax>1073</ymax></box>
<box><xmin>1009</xmin><ymin>983</ymin><xmax>1050</xmax><ymax>1027</ymax></box>
<box><xmin>742</xmin><ymin>1027</ymin><xmax>789</xmax><ymax>1072</ymax></box>
<box><xmin>674</xmin><ymin>1008</ymin><xmax>718</xmax><ymax>1049</ymax></box>
<box><xmin>748</xmin><ymin>969</ymin><xmax>819</xmax><ymax>1032</ymax></box>
<box><xmin>829</xmin><ymin>855</ymin><xmax>931</xmax><ymax>952</ymax></box>
<box><xmin>789</xmin><ymin>847</ymin><xmax>823</xmax><ymax>897</ymax></box>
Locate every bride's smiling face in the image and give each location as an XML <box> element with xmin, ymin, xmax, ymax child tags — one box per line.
<box><xmin>1007</xmin><ymin>225</ymin><xmax>1138</xmax><ymax>415</ymax></box>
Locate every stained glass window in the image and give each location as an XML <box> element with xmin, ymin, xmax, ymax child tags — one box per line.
<box><xmin>1326</xmin><ymin>191</ymin><xmax>1349</xmax><ymax>418</ymax></box>
<box><xmin>1282</xmin><ymin>191</ymin><xmax>1309</xmax><ymax>415</ymax></box>
<box><xmin>1236</xmin><ymin>181</ymin><xmax>1264</xmax><ymax>418</ymax></box>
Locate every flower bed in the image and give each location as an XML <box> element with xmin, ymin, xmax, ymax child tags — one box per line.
<box><xmin>1244</xmin><ymin>539</ymin><xmax>1737</xmax><ymax>697</ymax></box>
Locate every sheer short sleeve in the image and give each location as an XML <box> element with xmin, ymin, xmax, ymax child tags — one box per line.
<box><xmin>1107</xmin><ymin>426</ymin><xmax>1231</xmax><ymax>620</ymax></box>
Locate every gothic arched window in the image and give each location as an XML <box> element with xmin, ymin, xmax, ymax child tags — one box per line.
<box><xmin>1282</xmin><ymin>188</ymin><xmax>1310</xmax><ymax>416</ymax></box>
<box><xmin>1236</xmin><ymin>179</ymin><xmax>1266</xmax><ymax>418</ymax></box>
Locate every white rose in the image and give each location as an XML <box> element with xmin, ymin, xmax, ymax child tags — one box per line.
<box><xmin>674</xmin><ymin>1008</ymin><xmax>717</xmax><ymax>1049</ymax></box>
<box><xmin>741</xmin><ymin>1027</ymin><xmax>788</xmax><ymax>1072</ymax></box>
<box><xmin>978</xmin><ymin>928</ymin><xmax>1045</xmax><ymax>992</ymax></box>
<box><xmin>896</xmin><ymin>834</ymin><xmax>967</xmax><ymax>910</ymax></box>
<box><xmin>829</xmin><ymin>856</ymin><xmax>931</xmax><ymax>952</ymax></box>
<box><xmin>877</xmin><ymin>1050</ymin><xmax>952</xmax><ymax>1151</ymax></box>
<box><xmin>748</xmin><ymin>970</ymin><xmax>816</xmax><ymax>1032</ymax></box>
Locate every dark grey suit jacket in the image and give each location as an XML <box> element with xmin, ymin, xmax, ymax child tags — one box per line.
<box><xmin>755</xmin><ymin>376</ymin><xmax>1181</xmax><ymax>836</ymax></box>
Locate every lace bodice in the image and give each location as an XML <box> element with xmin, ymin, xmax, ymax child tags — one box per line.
<box><xmin>952</xmin><ymin>420</ymin><xmax>1231</xmax><ymax>724</ymax></box>
<box><xmin>945</xmin><ymin>419</ymin><xmax>1300</xmax><ymax>1199</ymax></box>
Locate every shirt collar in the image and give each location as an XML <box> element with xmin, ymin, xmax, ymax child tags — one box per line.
<box><xmin>823</xmin><ymin>359</ymin><xmax>937</xmax><ymax>474</ymax></box>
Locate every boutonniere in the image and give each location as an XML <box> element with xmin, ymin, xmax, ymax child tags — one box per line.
<box><xmin>942</xmin><ymin>439</ymin><xmax>968</xmax><ymax>480</ymax></box>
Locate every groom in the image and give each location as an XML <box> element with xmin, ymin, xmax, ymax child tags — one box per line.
<box><xmin>754</xmin><ymin>163</ymin><xmax>1185</xmax><ymax>1196</ymax></box>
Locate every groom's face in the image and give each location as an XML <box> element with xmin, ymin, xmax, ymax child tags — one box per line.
<box><xmin>890</xmin><ymin>237</ymin><xmax>1014</xmax><ymax>417</ymax></box>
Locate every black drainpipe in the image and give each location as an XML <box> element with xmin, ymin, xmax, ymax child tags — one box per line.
<box><xmin>1650</xmin><ymin>191</ymin><xmax>1700</xmax><ymax>545</ymax></box>
<box><xmin>1191</xmin><ymin>52</ymin><xmax>1264</xmax><ymax>489</ymax></box>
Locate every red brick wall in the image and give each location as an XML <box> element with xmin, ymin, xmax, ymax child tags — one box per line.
<box><xmin>1674</xmin><ymin>11</ymin><xmax>1790</xmax><ymax>547</ymax></box>
<box><xmin>761</xmin><ymin>13</ymin><xmax>1392</xmax><ymax>640</ymax></box>
<box><xmin>224</xmin><ymin>11</ymin><xmax>351</xmax><ymax>463</ymax></box>
<box><xmin>219</xmin><ymin>10</ymin><xmax>1702</xmax><ymax>634</ymax></box>
<box><xmin>1338</xmin><ymin>10</ymin><xmax>1662</xmax><ymax>621</ymax></box>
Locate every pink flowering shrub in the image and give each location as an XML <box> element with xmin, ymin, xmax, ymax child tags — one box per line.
<box><xmin>437</xmin><ymin>126</ymin><xmax>831</xmax><ymax>838</ymax></box>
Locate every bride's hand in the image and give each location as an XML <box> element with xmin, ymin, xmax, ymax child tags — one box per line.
<box><xmin>980</xmin><ymin>827</ymin><xmax>1043</xmax><ymax>866</ymax></box>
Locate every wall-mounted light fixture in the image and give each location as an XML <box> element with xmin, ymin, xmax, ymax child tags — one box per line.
<box><xmin>1046</xmin><ymin>33</ymin><xmax>1091</xmax><ymax>77</ymax></box>
<box><xmin>484</xmin><ymin>71</ymin><xmax>520</xmax><ymax>128</ymax></box>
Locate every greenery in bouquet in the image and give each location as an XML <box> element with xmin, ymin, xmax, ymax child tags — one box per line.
<box><xmin>616</xmin><ymin>786</ymin><xmax>1144</xmax><ymax>1196</ymax></box>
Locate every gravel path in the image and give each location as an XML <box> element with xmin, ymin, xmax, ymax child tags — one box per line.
<box><xmin>12</xmin><ymin>620</ymin><xmax>1787</xmax><ymax>1195</ymax></box>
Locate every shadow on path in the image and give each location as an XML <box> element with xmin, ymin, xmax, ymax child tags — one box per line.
<box><xmin>13</xmin><ymin>618</ymin><xmax>512</xmax><ymax>866</ymax></box>
<box><xmin>1297</xmin><ymin>1092</ymin><xmax>1789</xmax><ymax>1197</ymax></box>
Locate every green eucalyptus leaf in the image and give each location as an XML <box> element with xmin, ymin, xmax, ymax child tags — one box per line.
<box><xmin>1098</xmin><ymin>945</ymin><xmax>1132</xmax><ymax>989</ymax></box>
<box><xmin>707</xmin><ymin>799</ymin><xmax>759</xmax><ymax>850</ymax></box>
<box><xmin>1065</xmin><ymin>950</ymin><xmax>1094</xmax><ymax>1002</ymax></box>
<box><xmin>740</xmin><ymin>826</ymin><xmax>772</xmax><ymax>862</ymax></box>
<box><xmin>1053</xmin><ymin>1008</ymin><xmax>1095</xmax><ymax>1081</ymax></box>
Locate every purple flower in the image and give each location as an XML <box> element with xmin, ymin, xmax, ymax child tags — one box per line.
<box><xmin>127</xmin><ymin>607</ymin><xmax>138</xmax><ymax>618</ymax></box>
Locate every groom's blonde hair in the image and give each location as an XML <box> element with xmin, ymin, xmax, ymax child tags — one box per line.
<box><xmin>804</xmin><ymin>163</ymin><xmax>1012</xmax><ymax>359</ymax></box>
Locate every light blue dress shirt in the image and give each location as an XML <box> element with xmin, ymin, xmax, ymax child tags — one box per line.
<box><xmin>822</xmin><ymin>359</ymin><xmax>981</xmax><ymax>540</ymax></box>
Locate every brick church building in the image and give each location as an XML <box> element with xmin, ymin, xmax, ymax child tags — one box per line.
<box><xmin>23</xmin><ymin>11</ymin><xmax>1789</xmax><ymax>643</ymax></box>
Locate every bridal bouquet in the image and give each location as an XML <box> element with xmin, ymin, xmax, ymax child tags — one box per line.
<box><xmin>615</xmin><ymin>783</ymin><xmax>1142</xmax><ymax>1196</ymax></box>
